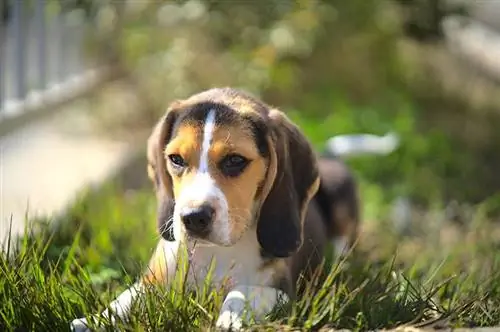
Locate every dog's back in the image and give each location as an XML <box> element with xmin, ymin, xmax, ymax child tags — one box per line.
<box><xmin>315</xmin><ymin>157</ymin><xmax>360</xmax><ymax>248</ymax></box>
<box><xmin>310</xmin><ymin>131</ymin><xmax>399</xmax><ymax>253</ymax></box>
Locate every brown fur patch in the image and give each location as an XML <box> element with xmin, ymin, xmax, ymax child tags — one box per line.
<box><xmin>165</xmin><ymin>124</ymin><xmax>202</xmax><ymax>169</ymax></box>
<box><xmin>301</xmin><ymin>176</ymin><xmax>321</xmax><ymax>226</ymax></box>
<box><xmin>142</xmin><ymin>242</ymin><xmax>172</xmax><ymax>284</ymax></box>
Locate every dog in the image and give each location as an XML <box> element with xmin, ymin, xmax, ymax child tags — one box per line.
<box><xmin>71</xmin><ymin>87</ymin><xmax>359</xmax><ymax>331</ymax></box>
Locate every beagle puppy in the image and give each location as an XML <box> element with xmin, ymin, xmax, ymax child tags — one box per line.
<box><xmin>71</xmin><ymin>87</ymin><xmax>359</xmax><ymax>331</ymax></box>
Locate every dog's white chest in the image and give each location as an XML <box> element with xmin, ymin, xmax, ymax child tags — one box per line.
<box><xmin>187</xmin><ymin>231</ymin><xmax>271</xmax><ymax>289</ymax></box>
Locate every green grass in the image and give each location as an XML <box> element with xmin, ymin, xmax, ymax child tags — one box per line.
<box><xmin>1</xmin><ymin>177</ymin><xmax>500</xmax><ymax>331</ymax></box>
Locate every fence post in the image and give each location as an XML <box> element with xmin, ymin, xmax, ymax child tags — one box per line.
<box><xmin>57</xmin><ymin>1</ymin><xmax>66</xmax><ymax>83</ymax></box>
<box><xmin>0</xmin><ymin>2</ymin><xmax>5</xmax><ymax>111</ymax></box>
<box><xmin>13</xmin><ymin>0</ymin><xmax>26</xmax><ymax>101</ymax></box>
<box><xmin>35</xmin><ymin>0</ymin><xmax>46</xmax><ymax>91</ymax></box>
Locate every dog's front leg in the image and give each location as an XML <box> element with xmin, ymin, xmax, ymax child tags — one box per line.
<box><xmin>70</xmin><ymin>282</ymin><xmax>145</xmax><ymax>331</ymax></box>
<box><xmin>70</xmin><ymin>239</ymin><xmax>181</xmax><ymax>332</ymax></box>
<box><xmin>215</xmin><ymin>285</ymin><xmax>289</xmax><ymax>331</ymax></box>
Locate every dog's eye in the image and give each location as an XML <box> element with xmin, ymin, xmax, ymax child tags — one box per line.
<box><xmin>168</xmin><ymin>154</ymin><xmax>186</xmax><ymax>168</ymax></box>
<box><xmin>220</xmin><ymin>154</ymin><xmax>249</xmax><ymax>177</ymax></box>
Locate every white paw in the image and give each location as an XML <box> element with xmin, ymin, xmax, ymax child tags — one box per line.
<box><xmin>70</xmin><ymin>316</ymin><xmax>118</xmax><ymax>332</ymax></box>
<box><xmin>70</xmin><ymin>317</ymin><xmax>91</xmax><ymax>332</ymax></box>
<box><xmin>215</xmin><ymin>310</ymin><xmax>244</xmax><ymax>331</ymax></box>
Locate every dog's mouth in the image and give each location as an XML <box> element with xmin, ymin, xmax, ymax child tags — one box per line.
<box><xmin>182</xmin><ymin>226</ymin><xmax>219</xmax><ymax>247</ymax></box>
<box><xmin>186</xmin><ymin>234</ymin><xmax>214</xmax><ymax>246</ymax></box>
<box><xmin>183</xmin><ymin>226</ymin><xmax>212</xmax><ymax>244</ymax></box>
<box><xmin>185</xmin><ymin>230</ymin><xmax>236</xmax><ymax>249</ymax></box>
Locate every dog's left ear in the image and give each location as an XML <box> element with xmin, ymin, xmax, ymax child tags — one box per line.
<box><xmin>147</xmin><ymin>101</ymin><xmax>183</xmax><ymax>241</ymax></box>
<box><xmin>256</xmin><ymin>109</ymin><xmax>320</xmax><ymax>258</ymax></box>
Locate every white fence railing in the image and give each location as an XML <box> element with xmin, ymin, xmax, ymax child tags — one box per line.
<box><xmin>0</xmin><ymin>0</ymin><xmax>111</xmax><ymax>132</ymax></box>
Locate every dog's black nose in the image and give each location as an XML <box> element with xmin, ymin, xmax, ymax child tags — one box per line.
<box><xmin>180</xmin><ymin>204</ymin><xmax>215</xmax><ymax>234</ymax></box>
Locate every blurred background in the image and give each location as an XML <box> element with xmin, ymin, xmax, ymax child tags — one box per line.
<box><xmin>2</xmin><ymin>0</ymin><xmax>500</xmax><ymax>241</ymax></box>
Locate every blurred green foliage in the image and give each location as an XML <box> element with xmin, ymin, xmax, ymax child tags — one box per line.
<box><xmin>80</xmin><ymin>0</ymin><xmax>500</xmax><ymax>210</ymax></box>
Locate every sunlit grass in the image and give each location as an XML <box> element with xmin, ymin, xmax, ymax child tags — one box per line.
<box><xmin>1</xmin><ymin>180</ymin><xmax>499</xmax><ymax>331</ymax></box>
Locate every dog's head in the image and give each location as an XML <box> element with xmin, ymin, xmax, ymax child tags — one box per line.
<box><xmin>147</xmin><ymin>87</ymin><xmax>320</xmax><ymax>258</ymax></box>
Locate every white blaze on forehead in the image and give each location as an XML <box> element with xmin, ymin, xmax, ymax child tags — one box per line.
<box><xmin>199</xmin><ymin>109</ymin><xmax>216</xmax><ymax>173</ymax></box>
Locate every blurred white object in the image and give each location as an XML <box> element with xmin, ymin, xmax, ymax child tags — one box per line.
<box><xmin>390</xmin><ymin>196</ymin><xmax>412</xmax><ymax>235</ymax></box>
<box><xmin>325</xmin><ymin>131</ymin><xmax>407</xmax><ymax>234</ymax></box>
<box><xmin>325</xmin><ymin>132</ymin><xmax>400</xmax><ymax>157</ymax></box>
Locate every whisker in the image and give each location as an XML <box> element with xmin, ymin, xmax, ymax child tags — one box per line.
<box><xmin>157</xmin><ymin>217</ymin><xmax>173</xmax><ymax>233</ymax></box>
<box><xmin>155</xmin><ymin>217</ymin><xmax>175</xmax><ymax>240</ymax></box>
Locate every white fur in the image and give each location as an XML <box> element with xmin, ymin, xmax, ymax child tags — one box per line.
<box><xmin>174</xmin><ymin>171</ymin><xmax>229</xmax><ymax>244</ymax></box>
<box><xmin>333</xmin><ymin>235</ymin><xmax>349</xmax><ymax>258</ymax></box>
<box><xmin>187</xmin><ymin>227</ymin><xmax>274</xmax><ymax>287</ymax></box>
<box><xmin>199</xmin><ymin>109</ymin><xmax>216</xmax><ymax>173</ymax></box>
<box><xmin>70</xmin><ymin>283</ymin><xmax>144</xmax><ymax>331</ymax></box>
<box><xmin>105</xmin><ymin>283</ymin><xmax>144</xmax><ymax>320</ymax></box>
<box><xmin>191</xmin><ymin>230</ymin><xmax>288</xmax><ymax>331</ymax></box>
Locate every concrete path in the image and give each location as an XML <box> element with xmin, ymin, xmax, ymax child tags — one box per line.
<box><xmin>443</xmin><ymin>0</ymin><xmax>500</xmax><ymax>81</ymax></box>
<box><xmin>0</xmin><ymin>98</ymin><xmax>139</xmax><ymax>243</ymax></box>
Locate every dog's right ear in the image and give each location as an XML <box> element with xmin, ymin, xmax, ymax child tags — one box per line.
<box><xmin>147</xmin><ymin>101</ymin><xmax>183</xmax><ymax>241</ymax></box>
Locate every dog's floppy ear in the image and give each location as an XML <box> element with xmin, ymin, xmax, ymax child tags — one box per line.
<box><xmin>147</xmin><ymin>101</ymin><xmax>182</xmax><ymax>241</ymax></box>
<box><xmin>256</xmin><ymin>109</ymin><xmax>320</xmax><ymax>258</ymax></box>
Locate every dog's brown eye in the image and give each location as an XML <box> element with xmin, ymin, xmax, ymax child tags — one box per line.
<box><xmin>168</xmin><ymin>154</ymin><xmax>186</xmax><ymax>168</ymax></box>
<box><xmin>220</xmin><ymin>154</ymin><xmax>249</xmax><ymax>177</ymax></box>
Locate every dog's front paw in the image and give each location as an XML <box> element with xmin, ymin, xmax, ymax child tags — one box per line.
<box><xmin>70</xmin><ymin>316</ymin><xmax>116</xmax><ymax>332</ymax></box>
<box><xmin>215</xmin><ymin>310</ymin><xmax>244</xmax><ymax>331</ymax></box>
<box><xmin>70</xmin><ymin>317</ymin><xmax>91</xmax><ymax>332</ymax></box>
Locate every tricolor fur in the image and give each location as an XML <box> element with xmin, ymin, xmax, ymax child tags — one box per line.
<box><xmin>71</xmin><ymin>87</ymin><xmax>360</xmax><ymax>331</ymax></box>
